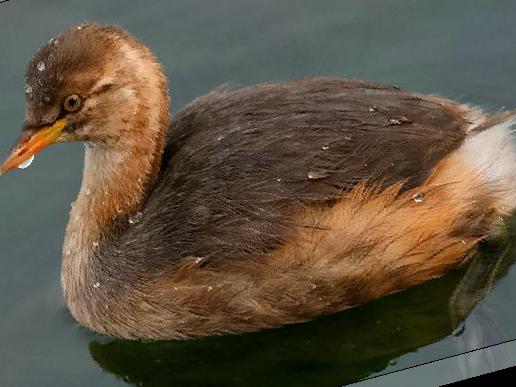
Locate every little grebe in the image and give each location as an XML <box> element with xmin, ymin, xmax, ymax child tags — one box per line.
<box><xmin>1</xmin><ymin>24</ymin><xmax>515</xmax><ymax>339</ymax></box>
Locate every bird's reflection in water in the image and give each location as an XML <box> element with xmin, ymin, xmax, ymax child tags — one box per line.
<box><xmin>89</xmin><ymin>218</ymin><xmax>516</xmax><ymax>387</ymax></box>
<box><xmin>449</xmin><ymin>230</ymin><xmax>516</xmax><ymax>380</ymax></box>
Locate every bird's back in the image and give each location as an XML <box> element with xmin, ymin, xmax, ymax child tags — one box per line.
<box><xmin>130</xmin><ymin>77</ymin><xmax>478</xmax><ymax>267</ymax></box>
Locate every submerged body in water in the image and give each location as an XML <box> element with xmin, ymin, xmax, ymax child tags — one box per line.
<box><xmin>2</xmin><ymin>23</ymin><xmax>516</xmax><ymax>339</ymax></box>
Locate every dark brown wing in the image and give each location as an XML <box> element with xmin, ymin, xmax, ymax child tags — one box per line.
<box><xmin>118</xmin><ymin>77</ymin><xmax>475</xmax><ymax>267</ymax></box>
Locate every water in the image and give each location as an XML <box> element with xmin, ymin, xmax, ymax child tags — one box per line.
<box><xmin>1</xmin><ymin>1</ymin><xmax>516</xmax><ymax>386</ymax></box>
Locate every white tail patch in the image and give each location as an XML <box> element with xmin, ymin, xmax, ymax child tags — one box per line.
<box><xmin>460</xmin><ymin>115</ymin><xmax>516</xmax><ymax>211</ymax></box>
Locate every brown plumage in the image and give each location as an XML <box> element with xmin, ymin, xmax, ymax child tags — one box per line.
<box><xmin>2</xmin><ymin>23</ymin><xmax>516</xmax><ymax>339</ymax></box>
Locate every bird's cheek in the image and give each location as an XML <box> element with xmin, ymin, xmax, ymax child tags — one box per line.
<box><xmin>58</xmin><ymin>121</ymin><xmax>87</xmax><ymax>143</ymax></box>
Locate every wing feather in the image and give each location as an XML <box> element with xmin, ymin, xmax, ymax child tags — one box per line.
<box><xmin>117</xmin><ymin>77</ymin><xmax>477</xmax><ymax>267</ymax></box>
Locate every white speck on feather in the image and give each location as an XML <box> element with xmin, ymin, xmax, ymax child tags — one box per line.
<box><xmin>129</xmin><ymin>211</ymin><xmax>143</xmax><ymax>224</ymax></box>
<box><xmin>194</xmin><ymin>256</ymin><xmax>205</xmax><ymax>265</ymax></box>
<box><xmin>307</xmin><ymin>171</ymin><xmax>329</xmax><ymax>180</ymax></box>
<box><xmin>412</xmin><ymin>193</ymin><xmax>424</xmax><ymax>203</ymax></box>
<box><xmin>93</xmin><ymin>282</ymin><xmax>100</xmax><ymax>289</ymax></box>
<box><xmin>37</xmin><ymin>61</ymin><xmax>46</xmax><ymax>72</ymax></box>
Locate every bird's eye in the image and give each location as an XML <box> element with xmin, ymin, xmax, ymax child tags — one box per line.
<box><xmin>63</xmin><ymin>94</ymin><xmax>82</xmax><ymax>112</ymax></box>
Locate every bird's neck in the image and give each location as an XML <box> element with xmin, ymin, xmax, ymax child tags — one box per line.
<box><xmin>61</xmin><ymin>37</ymin><xmax>171</xmax><ymax>329</ymax></box>
<box><xmin>61</xmin><ymin>129</ymin><xmax>166</xmax><ymax>326</ymax></box>
<box><xmin>64</xmin><ymin>39</ymin><xmax>170</xmax><ymax>257</ymax></box>
<box><xmin>71</xmin><ymin>137</ymin><xmax>164</xmax><ymax>244</ymax></box>
<box><xmin>62</xmin><ymin>109</ymin><xmax>168</xmax><ymax>327</ymax></box>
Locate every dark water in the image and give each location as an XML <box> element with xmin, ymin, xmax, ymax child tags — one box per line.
<box><xmin>1</xmin><ymin>1</ymin><xmax>516</xmax><ymax>386</ymax></box>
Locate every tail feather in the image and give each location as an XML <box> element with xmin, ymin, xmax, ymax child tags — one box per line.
<box><xmin>459</xmin><ymin>113</ymin><xmax>516</xmax><ymax>213</ymax></box>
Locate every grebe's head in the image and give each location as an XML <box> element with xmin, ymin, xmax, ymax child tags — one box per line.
<box><xmin>0</xmin><ymin>23</ymin><xmax>169</xmax><ymax>174</ymax></box>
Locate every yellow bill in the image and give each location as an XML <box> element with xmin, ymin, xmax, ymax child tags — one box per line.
<box><xmin>0</xmin><ymin>118</ymin><xmax>67</xmax><ymax>174</ymax></box>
